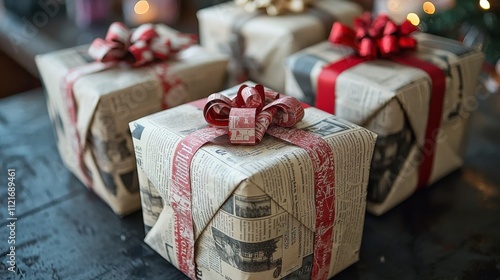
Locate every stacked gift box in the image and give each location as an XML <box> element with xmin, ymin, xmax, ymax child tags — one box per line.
<box><xmin>35</xmin><ymin>0</ymin><xmax>485</xmax><ymax>279</ymax></box>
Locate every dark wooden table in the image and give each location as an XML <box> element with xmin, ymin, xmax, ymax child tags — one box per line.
<box><xmin>0</xmin><ymin>86</ymin><xmax>499</xmax><ymax>279</ymax></box>
<box><xmin>2</xmin><ymin>0</ymin><xmax>498</xmax><ymax>278</ymax></box>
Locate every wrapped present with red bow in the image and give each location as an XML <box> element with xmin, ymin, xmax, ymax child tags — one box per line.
<box><xmin>35</xmin><ymin>23</ymin><xmax>228</xmax><ymax>216</ymax></box>
<box><xmin>130</xmin><ymin>82</ymin><xmax>377</xmax><ymax>280</ymax></box>
<box><xmin>197</xmin><ymin>0</ymin><xmax>362</xmax><ymax>93</ymax></box>
<box><xmin>285</xmin><ymin>13</ymin><xmax>484</xmax><ymax>215</ymax></box>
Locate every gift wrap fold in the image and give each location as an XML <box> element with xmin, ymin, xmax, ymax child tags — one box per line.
<box><xmin>197</xmin><ymin>0</ymin><xmax>362</xmax><ymax>92</ymax></box>
<box><xmin>285</xmin><ymin>32</ymin><xmax>484</xmax><ymax>215</ymax></box>
<box><xmin>130</xmin><ymin>83</ymin><xmax>377</xmax><ymax>280</ymax></box>
<box><xmin>36</xmin><ymin>24</ymin><xmax>228</xmax><ymax>216</ymax></box>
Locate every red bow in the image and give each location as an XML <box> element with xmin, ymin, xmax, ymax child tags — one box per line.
<box><xmin>204</xmin><ymin>84</ymin><xmax>305</xmax><ymax>145</ymax></box>
<box><xmin>316</xmin><ymin>12</ymin><xmax>446</xmax><ymax>190</ymax></box>
<box><xmin>88</xmin><ymin>22</ymin><xmax>196</xmax><ymax>66</ymax></box>
<box><xmin>329</xmin><ymin>13</ymin><xmax>418</xmax><ymax>59</ymax></box>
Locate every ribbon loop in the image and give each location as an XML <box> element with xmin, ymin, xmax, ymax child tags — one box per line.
<box><xmin>264</xmin><ymin>96</ymin><xmax>305</xmax><ymax>127</ymax></box>
<box><xmin>236</xmin><ymin>84</ymin><xmax>265</xmax><ymax>109</ymax></box>
<box><xmin>89</xmin><ymin>22</ymin><xmax>196</xmax><ymax>66</ymax></box>
<box><xmin>204</xmin><ymin>84</ymin><xmax>304</xmax><ymax>145</ymax></box>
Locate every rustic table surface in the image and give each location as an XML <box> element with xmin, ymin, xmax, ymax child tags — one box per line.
<box><xmin>0</xmin><ymin>87</ymin><xmax>499</xmax><ymax>280</ymax></box>
<box><xmin>1</xmin><ymin>0</ymin><xmax>498</xmax><ymax>279</ymax></box>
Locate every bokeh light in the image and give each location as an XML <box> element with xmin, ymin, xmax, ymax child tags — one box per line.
<box><xmin>134</xmin><ymin>0</ymin><xmax>150</xmax><ymax>15</ymax></box>
<box><xmin>387</xmin><ymin>0</ymin><xmax>403</xmax><ymax>14</ymax></box>
<box><xmin>480</xmin><ymin>0</ymin><xmax>491</xmax><ymax>10</ymax></box>
<box><xmin>423</xmin><ymin>2</ymin><xmax>436</xmax><ymax>14</ymax></box>
<box><xmin>407</xmin><ymin>12</ymin><xmax>421</xmax><ymax>26</ymax></box>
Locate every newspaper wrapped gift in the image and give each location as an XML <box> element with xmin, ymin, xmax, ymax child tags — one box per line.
<box><xmin>35</xmin><ymin>24</ymin><xmax>228</xmax><ymax>216</ymax></box>
<box><xmin>130</xmin><ymin>83</ymin><xmax>377</xmax><ymax>280</ymax></box>
<box><xmin>197</xmin><ymin>0</ymin><xmax>362</xmax><ymax>93</ymax></box>
<box><xmin>285</xmin><ymin>16</ymin><xmax>484</xmax><ymax>215</ymax></box>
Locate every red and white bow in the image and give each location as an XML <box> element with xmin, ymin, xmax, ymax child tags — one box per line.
<box><xmin>88</xmin><ymin>22</ymin><xmax>197</xmax><ymax>66</ymax></box>
<box><xmin>329</xmin><ymin>13</ymin><xmax>418</xmax><ymax>59</ymax></box>
<box><xmin>204</xmin><ymin>84</ymin><xmax>305</xmax><ymax>145</ymax></box>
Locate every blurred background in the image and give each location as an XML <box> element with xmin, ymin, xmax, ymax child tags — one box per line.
<box><xmin>0</xmin><ymin>0</ymin><xmax>498</xmax><ymax>98</ymax></box>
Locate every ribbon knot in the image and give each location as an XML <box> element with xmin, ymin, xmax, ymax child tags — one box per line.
<box><xmin>204</xmin><ymin>84</ymin><xmax>304</xmax><ymax>145</ymax></box>
<box><xmin>329</xmin><ymin>13</ymin><xmax>418</xmax><ymax>59</ymax></box>
<box><xmin>88</xmin><ymin>22</ymin><xmax>196</xmax><ymax>66</ymax></box>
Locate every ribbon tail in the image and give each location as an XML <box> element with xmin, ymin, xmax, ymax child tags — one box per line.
<box><xmin>267</xmin><ymin>126</ymin><xmax>336</xmax><ymax>280</ymax></box>
<box><xmin>170</xmin><ymin>127</ymin><xmax>228</xmax><ymax>279</ymax></box>
<box><xmin>392</xmin><ymin>55</ymin><xmax>446</xmax><ymax>188</ymax></box>
<box><xmin>62</xmin><ymin>61</ymin><xmax>117</xmax><ymax>188</ymax></box>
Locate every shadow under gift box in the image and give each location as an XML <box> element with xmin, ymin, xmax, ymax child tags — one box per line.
<box><xmin>129</xmin><ymin>83</ymin><xmax>377</xmax><ymax>279</ymax></box>
<box><xmin>197</xmin><ymin>0</ymin><xmax>362</xmax><ymax>93</ymax></box>
<box><xmin>35</xmin><ymin>25</ymin><xmax>229</xmax><ymax>216</ymax></box>
<box><xmin>284</xmin><ymin>32</ymin><xmax>484</xmax><ymax>215</ymax></box>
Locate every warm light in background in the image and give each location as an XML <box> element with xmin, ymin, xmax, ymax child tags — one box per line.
<box><xmin>479</xmin><ymin>0</ymin><xmax>491</xmax><ymax>10</ymax></box>
<box><xmin>423</xmin><ymin>1</ymin><xmax>436</xmax><ymax>14</ymax></box>
<box><xmin>387</xmin><ymin>0</ymin><xmax>403</xmax><ymax>14</ymax></box>
<box><xmin>407</xmin><ymin>12</ymin><xmax>420</xmax><ymax>25</ymax></box>
<box><xmin>134</xmin><ymin>0</ymin><xmax>150</xmax><ymax>15</ymax></box>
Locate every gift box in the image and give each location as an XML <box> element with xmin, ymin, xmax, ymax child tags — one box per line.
<box><xmin>35</xmin><ymin>24</ymin><xmax>228</xmax><ymax>216</ymax></box>
<box><xmin>197</xmin><ymin>0</ymin><xmax>362</xmax><ymax>93</ymax></box>
<box><xmin>130</xmin><ymin>83</ymin><xmax>377</xmax><ymax>279</ymax></box>
<box><xmin>285</xmin><ymin>18</ymin><xmax>484</xmax><ymax>215</ymax></box>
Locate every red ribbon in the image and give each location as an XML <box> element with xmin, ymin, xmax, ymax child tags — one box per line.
<box><xmin>203</xmin><ymin>84</ymin><xmax>305</xmax><ymax>145</ymax></box>
<box><xmin>88</xmin><ymin>22</ymin><xmax>196</xmax><ymax>66</ymax></box>
<box><xmin>63</xmin><ymin>22</ymin><xmax>196</xmax><ymax>188</ymax></box>
<box><xmin>266</xmin><ymin>127</ymin><xmax>336</xmax><ymax>280</ymax></box>
<box><xmin>315</xmin><ymin>13</ymin><xmax>445</xmax><ymax>188</ymax></box>
<box><xmin>171</xmin><ymin>84</ymin><xmax>337</xmax><ymax>280</ymax></box>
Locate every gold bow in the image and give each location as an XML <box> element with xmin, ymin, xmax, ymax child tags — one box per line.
<box><xmin>235</xmin><ymin>0</ymin><xmax>316</xmax><ymax>16</ymax></box>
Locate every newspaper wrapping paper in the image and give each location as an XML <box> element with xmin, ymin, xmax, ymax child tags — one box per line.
<box><xmin>234</xmin><ymin>0</ymin><xmax>316</xmax><ymax>16</ymax></box>
<box><xmin>63</xmin><ymin>22</ymin><xmax>198</xmax><ymax>190</ymax></box>
<box><xmin>285</xmin><ymin>32</ymin><xmax>484</xmax><ymax>215</ymax></box>
<box><xmin>130</xmin><ymin>83</ymin><xmax>377</xmax><ymax>280</ymax></box>
<box><xmin>197</xmin><ymin>0</ymin><xmax>362</xmax><ymax>93</ymax></box>
<box><xmin>35</xmin><ymin>24</ymin><xmax>229</xmax><ymax>216</ymax></box>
